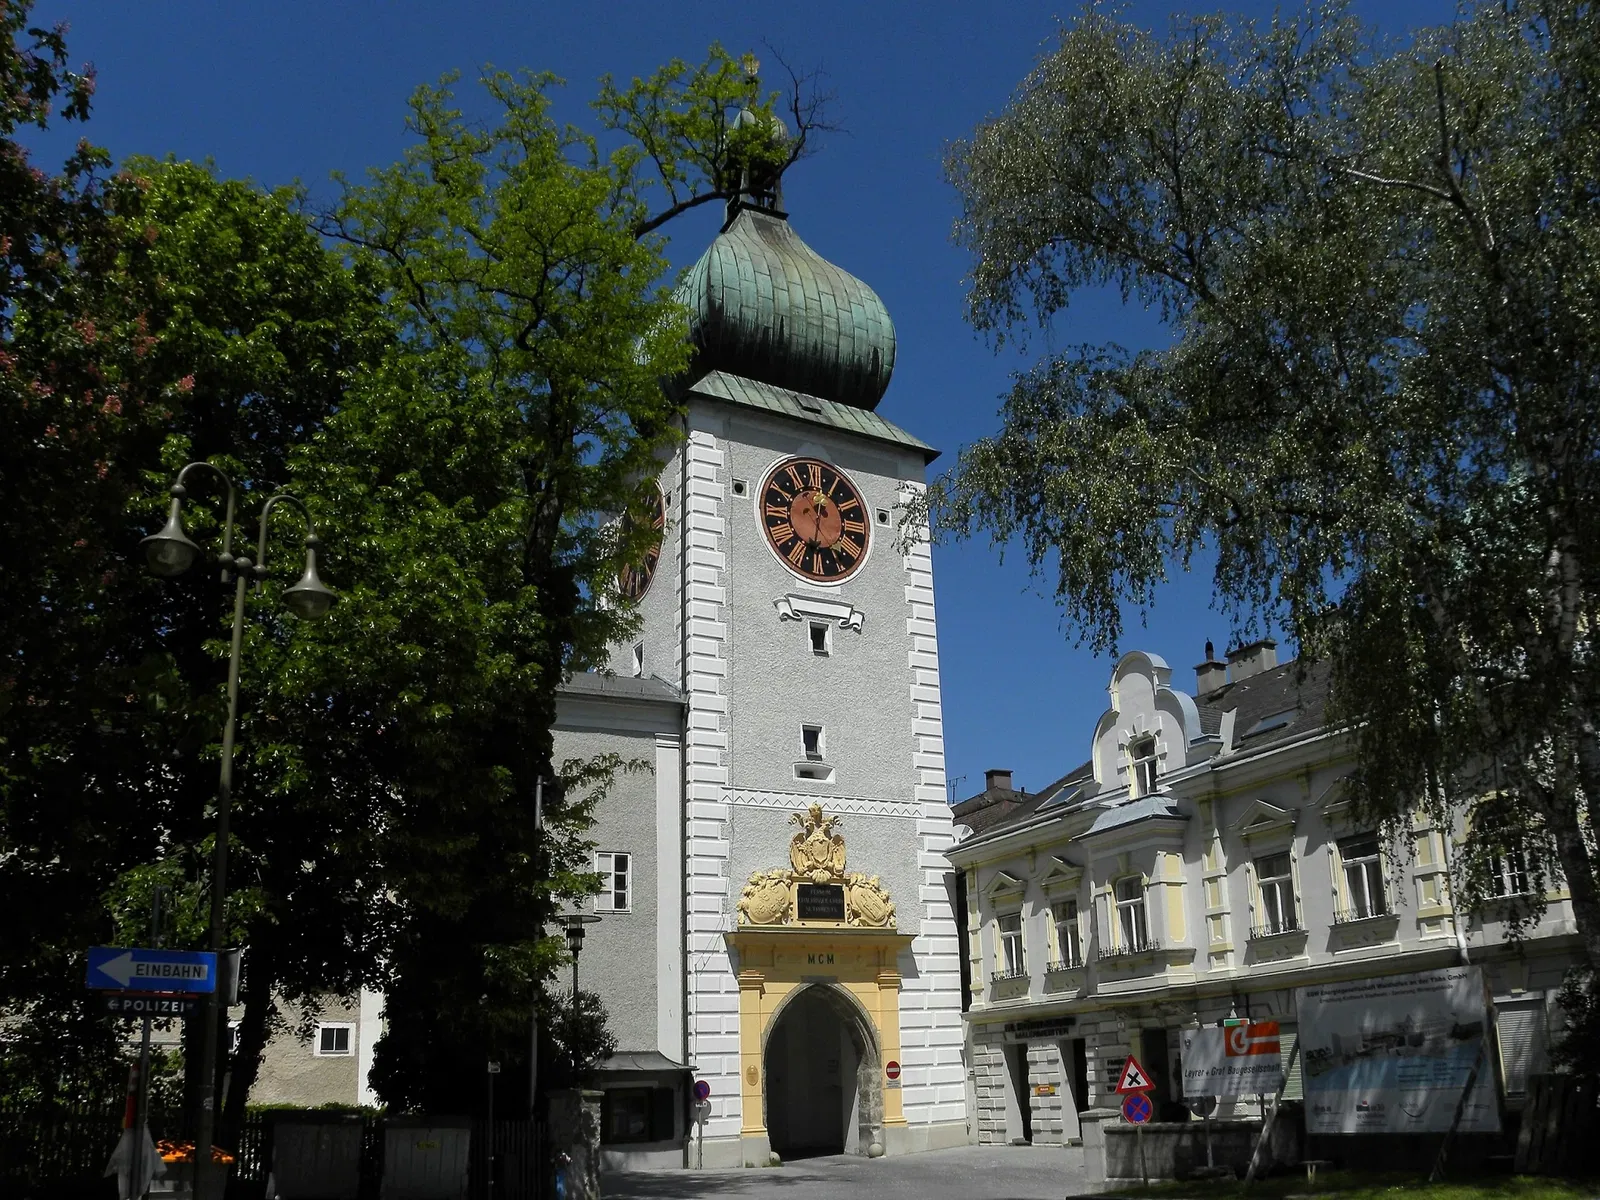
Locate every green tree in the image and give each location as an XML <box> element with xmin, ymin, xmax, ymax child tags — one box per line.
<box><xmin>932</xmin><ymin>0</ymin><xmax>1599</xmax><ymax>960</ymax></box>
<box><xmin>291</xmin><ymin>50</ymin><xmax>819</xmax><ymax>1112</ymax></box>
<box><xmin>1</xmin><ymin>0</ymin><xmax>387</xmax><ymax>1112</ymax></box>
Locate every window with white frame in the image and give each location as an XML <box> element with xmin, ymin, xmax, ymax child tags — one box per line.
<box><xmin>1129</xmin><ymin>736</ymin><xmax>1158</xmax><ymax>797</ymax></box>
<box><xmin>595</xmin><ymin>851</ymin><xmax>631</xmax><ymax>912</ymax></box>
<box><xmin>1253</xmin><ymin>852</ymin><xmax>1298</xmax><ymax>936</ymax></box>
<box><xmin>1053</xmin><ymin>898</ymin><xmax>1083</xmax><ymax>968</ymax></box>
<box><xmin>1338</xmin><ymin>833</ymin><xmax>1387</xmax><ymax>920</ymax></box>
<box><xmin>1489</xmin><ymin>845</ymin><xmax>1532</xmax><ymax>897</ymax></box>
<box><xmin>1115</xmin><ymin>876</ymin><xmax>1150</xmax><ymax>949</ymax></box>
<box><xmin>995</xmin><ymin>911</ymin><xmax>1026</xmax><ymax>978</ymax></box>
<box><xmin>315</xmin><ymin>1023</ymin><xmax>353</xmax><ymax>1057</ymax></box>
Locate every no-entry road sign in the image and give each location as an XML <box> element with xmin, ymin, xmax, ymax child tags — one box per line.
<box><xmin>85</xmin><ymin>946</ymin><xmax>217</xmax><ymax>994</ymax></box>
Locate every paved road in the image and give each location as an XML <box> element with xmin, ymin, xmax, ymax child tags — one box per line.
<box><xmin>603</xmin><ymin>1144</ymin><xmax>1089</xmax><ymax>1199</ymax></box>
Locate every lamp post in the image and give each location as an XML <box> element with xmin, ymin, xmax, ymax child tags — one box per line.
<box><xmin>142</xmin><ymin>462</ymin><xmax>337</xmax><ymax>1198</ymax></box>
<box><xmin>562</xmin><ymin>914</ymin><xmax>600</xmax><ymax>999</ymax></box>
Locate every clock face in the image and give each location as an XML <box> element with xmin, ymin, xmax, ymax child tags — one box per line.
<box><xmin>759</xmin><ymin>457</ymin><xmax>870</xmax><ymax>583</ymax></box>
<box><xmin>617</xmin><ymin>481</ymin><xmax>666</xmax><ymax>602</ymax></box>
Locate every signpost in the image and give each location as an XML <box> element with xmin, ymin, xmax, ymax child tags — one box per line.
<box><xmin>86</xmin><ymin>947</ymin><xmax>217</xmax><ymax>994</ymax></box>
<box><xmin>1116</xmin><ymin>1054</ymin><xmax>1154</xmax><ymax>1186</ymax></box>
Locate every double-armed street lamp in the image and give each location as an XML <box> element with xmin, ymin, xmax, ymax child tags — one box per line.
<box><xmin>142</xmin><ymin>461</ymin><xmax>337</xmax><ymax>1194</ymax></box>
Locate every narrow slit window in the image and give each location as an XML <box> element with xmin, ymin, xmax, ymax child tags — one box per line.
<box><xmin>809</xmin><ymin>621</ymin><xmax>830</xmax><ymax>656</ymax></box>
<box><xmin>630</xmin><ymin>642</ymin><xmax>644</xmax><ymax>678</ymax></box>
<box><xmin>802</xmin><ymin>725</ymin><xmax>823</xmax><ymax>760</ymax></box>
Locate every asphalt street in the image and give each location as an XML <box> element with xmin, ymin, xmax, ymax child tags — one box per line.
<box><xmin>602</xmin><ymin>1144</ymin><xmax>1090</xmax><ymax>1199</ymax></box>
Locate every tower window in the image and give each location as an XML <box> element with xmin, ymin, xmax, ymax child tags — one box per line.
<box><xmin>630</xmin><ymin>642</ymin><xmax>644</xmax><ymax>678</ymax></box>
<box><xmin>315</xmin><ymin>1023</ymin><xmax>353</xmax><ymax>1057</ymax></box>
<box><xmin>802</xmin><ymin>724</ymin><xmax>824</xmax><ymax>760</ymax></box>
<box><xmin>595</xmin><ymin>851</ymin><xmax>631</xmax><ymax>912</ymax></box>
<box><xmin>1129</xmin><ymin>736</ymin><xmax>1158</xmax><ymax>797</ymax></box>
<box><xmin>876</xmin><ymin>508</ymin><xmax>890</xmax><ymax>525</ymax></box>
<box><xmin>732</xmin><ymin>478</ymin><xmax>748</xmax><ymax>496</ymax></box>
<box><xmin>809</xmin><ymin>621</ymin><xmax>831</xmax><ymax>656</ymax></box>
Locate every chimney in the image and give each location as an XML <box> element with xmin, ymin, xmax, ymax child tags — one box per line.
<box><xmin>1195</xmin><ymin>639</ymin><xmax>1228</xmax><ymax>696</ymax></box>
<box><xmin>1226</xmin><ymin>638</ymin><xmax>1278</xmax><ymax>683</ymax></box>
<box><xmin>984</xmin><ymin>768</ymin><xmax>1014</xmax><ymax>793</ymax></box>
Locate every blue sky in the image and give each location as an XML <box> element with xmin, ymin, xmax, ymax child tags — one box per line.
<box><xmin>28</xmin><ymin>0</ymin><xmax>1459</xmax><ymax>800</ymax></box>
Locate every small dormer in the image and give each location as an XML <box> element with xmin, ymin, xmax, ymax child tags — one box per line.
<box><xmin>1089</xmin><ymin>652</ymin><xmax>1205</xmax><ymax>796</ymax></box>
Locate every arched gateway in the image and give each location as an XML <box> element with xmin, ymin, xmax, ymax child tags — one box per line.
<box><xmin>724</xmin><ymin>805</ymin><xmax>914</xmax><ymax>1163</ymax></box>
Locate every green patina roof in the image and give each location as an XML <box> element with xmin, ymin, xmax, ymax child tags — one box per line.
<box><xmin>681</xmin><ymin>369</ymin><xmax>938</xmax><ymax>462</ymax></box>
<box><xmin>677</xmin><ymin>204</ymin><xmax>896</xmax><ymax>411</ymax></box>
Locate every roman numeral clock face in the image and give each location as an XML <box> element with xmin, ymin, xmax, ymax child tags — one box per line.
<box><xmin>760</xmin><ymin>457</ymin><xmax>870</xmax><ymax>583</ymax></box>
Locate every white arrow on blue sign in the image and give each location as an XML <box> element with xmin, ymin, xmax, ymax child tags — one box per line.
<box><xmin>85</xmin><ymin>946</ymin><xmax>217</xmax><ymax>994</ymax></box>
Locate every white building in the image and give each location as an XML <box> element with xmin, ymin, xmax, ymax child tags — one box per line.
<box><xmin>946</xmin><ymin>641</ymin><xmax>1577</xmax><ymax>1148</ymax></box>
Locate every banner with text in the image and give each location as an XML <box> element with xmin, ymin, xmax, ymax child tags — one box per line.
<box><xmin>1298</xmin><ymin>966</ymin><xmax>1498</xmax><ymax>1134</ymax></box>
<box><xmin>1181</xmin><ymin>1022</ymin><xmax>1285</xmax><ymax>1097</ymax></box>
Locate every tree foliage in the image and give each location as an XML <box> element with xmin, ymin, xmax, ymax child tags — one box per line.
<box><xmin>1</xmin><ymin>12</ymin><xmax>825</xmax><ymax>1123</ymax></box>
<box><xmin>932</xmin><ymin>0</ymin><xmax>1600</xmax><ymax>960</ymax></box>
<box><xmin>290</xmin><ymin>51</ymin><xmax>807</xmax><ymax>1113</ymax></box>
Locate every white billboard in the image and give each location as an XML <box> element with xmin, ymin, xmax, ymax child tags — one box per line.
<box><xmin>1181</xmin><ymin>1022</ymin><xmax>1286</xmax><ymax>1097</ymax></box>
<box><xmin>1298</xmin><ymin>966</ymin><xmax>1499</xmax><ymax>1134</ymax></box>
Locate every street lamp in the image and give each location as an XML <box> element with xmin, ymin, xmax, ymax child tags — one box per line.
<box><xmin>142</xmin><ymin>462</ymin><xmax>337</xmax><ymax>1197</ymax></box>
<box><xmin>562</xmin><ymin>914</ymin><xmax>600</xmax><ymax>998</ymax></box>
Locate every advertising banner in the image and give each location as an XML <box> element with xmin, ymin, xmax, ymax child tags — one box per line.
<box><xmin>1181</xmin><ymin>1022</ymin><xmax>1285</xmax><ymax>1097</ymax></box>
<box><xmin>1298</xmin><ymin>966</ymin><xmax>1499</xmax><ymax>1134</ymax></box>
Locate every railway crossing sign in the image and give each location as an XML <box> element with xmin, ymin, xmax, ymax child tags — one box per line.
<box><xmin>1115</xmin><ymin>1053</ymin><xmax>1153</xmax><ymax>1094</ymax></box>
<box><xmin>1122</xmin><ymin>1092</ymin><xmax>1154</xmax><ymax>1124</ymax></box>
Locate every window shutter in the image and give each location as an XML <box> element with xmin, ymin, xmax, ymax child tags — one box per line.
<box><xmin>1279</xmin><ymin>1023</ymin><xmax>1304</xmax><ymax>1101</ymax></box>
<box><xmin>1497</xmin><ymin>1000</ymin><xmax>1548</xmax><ymax>1096</ymax></box>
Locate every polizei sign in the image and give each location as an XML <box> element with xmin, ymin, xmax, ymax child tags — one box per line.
<box><xmin>1181</xmin><ymin>1021</ymin><xmax>1285</xmax><ymax>1097</ymax></box>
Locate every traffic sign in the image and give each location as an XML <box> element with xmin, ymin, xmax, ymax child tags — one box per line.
<box><xmin>1122</xmin><ymin>1092</ymin><xmax>1153</xmax><ymax>1124</ymax></box>
<box><xmin>86</xmin><ymin>946</ymin><xmax>217</xmax><ymax>994</ymax></box>
<box><xmin>692</xmin><ymin>1079</ymin><xmax>711</xmax><ymax>1102</ymax></box>
<box><xmin>100</xmin><ymin>993</ymin><xmax>200</xmax><ymax>1019</ymax></box>
<box><xmin>885</xmin><ymin>1060</ymin><xmax>901</xmax><ymax>1081</ymax></box>
<box><xmin>1115</xmin><ymin>1054</ymin><xmax>1153</xmax><ymax>1093</ymax></box>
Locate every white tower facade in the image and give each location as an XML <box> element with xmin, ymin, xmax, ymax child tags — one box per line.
<box><xmin>622</xmin><ymin>198</ymin><xmax>966</xmax><ymax>1165</ymax></box>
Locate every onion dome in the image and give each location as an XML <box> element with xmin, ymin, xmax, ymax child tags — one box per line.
<box><xmin>678</xmin><ymin>202</ymin><xmax>897</xmax><ymax>411</ymax></box>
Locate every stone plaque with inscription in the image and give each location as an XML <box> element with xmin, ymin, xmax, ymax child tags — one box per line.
<box><xmin>796</xmin><ymin>883</ymin><xmax>846</xmax><ymax>921</ymax></box>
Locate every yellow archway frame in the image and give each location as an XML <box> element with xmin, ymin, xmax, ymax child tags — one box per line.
<box><xmin>723</xmin><ymin>804</ymin><xmax>915</xmax><ymax>1163</ymax></box>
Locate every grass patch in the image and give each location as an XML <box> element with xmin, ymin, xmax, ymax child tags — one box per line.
<box><xmin>1102</xmin><ymin>1171</ymin><xmax>1600</xmax><ymax>1200</ymax></box>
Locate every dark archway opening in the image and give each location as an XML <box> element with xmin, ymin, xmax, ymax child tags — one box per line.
<box><xmin>763</xmin><ymin>985</ymin><xmax>882</xmax><ymax>1159</ymax></box>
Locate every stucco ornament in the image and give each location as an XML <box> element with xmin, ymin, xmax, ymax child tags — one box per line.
<box><xmin>789</xmin><ymin>803</ymin><xmax>848</xmax><ymax>881</ymax></box>
<box><xmin>737</xmin><ymin>869</ymin><xmax>794</xmax><ymax>926</ymax></box>
<box><xmin>737</xmin><ymin>804</ymin><xmax>897</xmax><ymax>928</ymax></box>
<box><xmin>843</xmin><ymin>874</ymin><xmax>896</xmax><ymax>928</ymax></box>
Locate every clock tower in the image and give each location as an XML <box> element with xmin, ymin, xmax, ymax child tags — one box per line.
<box><xmin>616</xmin><ymin>178</ymin><xmax>965</xmax><ymax>1165</ymax></box>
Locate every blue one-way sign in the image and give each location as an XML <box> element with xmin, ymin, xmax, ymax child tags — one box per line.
<box><xmin>85</xmin><ymin>946</ymin><xmax>217</xmax><ymax>994</ymax></box>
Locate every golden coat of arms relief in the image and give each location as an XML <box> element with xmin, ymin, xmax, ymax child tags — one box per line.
<box><xmin>736</xmin><ymin>804</ymin><xmax>897</xmax><ymax>929</ymax></box>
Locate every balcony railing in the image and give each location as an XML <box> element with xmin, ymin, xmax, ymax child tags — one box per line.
<box><xmin>1247</xmin><ymin>918</ymin><xmax>1302</xmax><ymax>940</ymax></box>
<box><xmin>1046</xmin><ymin>954</ymin><xmax>1085</xmax><ymax>972</ymax></box>
<box><xmin>1098</xmin><ymin>937</ymin><xmax>1161</xmax><ymax>961</ymax></box>
<box><xmin>990</xmin><ymin>966</ymin><xmax>1030</xmax><ymax>983</ymax></box>
<box><xmin>1332</xmin><ymin>905</ymin><xmax>1391</xmax><ymax>925</ymax></box>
